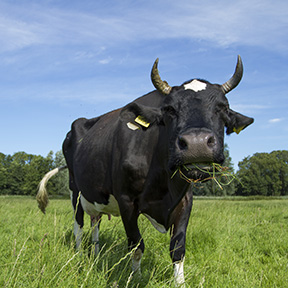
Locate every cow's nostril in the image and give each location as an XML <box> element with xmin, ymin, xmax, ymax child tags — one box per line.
<box><xmin>178</xmin><ymin>137</ymin><xmax>188</xmax><ymax>150</ymax></box>
<box><xmin>207</xmin><ymin>136</ymin><xmax>216</xmax><ymax>148</ymax></box>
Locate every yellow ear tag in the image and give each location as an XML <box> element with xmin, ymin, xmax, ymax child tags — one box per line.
<box><xmin>135</xmin><ymin>116</ymin><xmax>150</xmax><ymax>128</ymax></box>
<box><xmin>233</xmin><ymin>126</ymin><xmax>244</xmax><ymax>134</ymax></box>
<box><xmin>127</xmin><ymin>122</ymin><xmax>140</xmax><ymax>130</ymax></box>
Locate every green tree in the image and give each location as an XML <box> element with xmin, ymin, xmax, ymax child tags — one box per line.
<box><xmin>0</xmin><ymin>151</ymin><xmax>67</xmax><ymax>196</ymax></box>
<box><xmin>271</xmin><ymin>150</ymin><xmax>288</xmax><ymax>196</ymax></box>
<box><xmin>6</xmin><ymin>152</ymin><xmax>29</xmax><ymax>195</ymax></box>
<box><xmin>23</xmin><ymin>153</ymin><xmax>54</xmax><ymax>196</ymax></box>
<box><xmin>236</xmin><ymin>151</ymin><xmax>288</xmax><ymax>196</ymax></box>
<box><xmin>0</xmin><ymin>153</ymin><xmax>9</xmax><ymax>194</ymax></box>
<box><xmin>50</xmin><ymin>150</ymin><xmax>69</xmax><ymax>196</ymax></box>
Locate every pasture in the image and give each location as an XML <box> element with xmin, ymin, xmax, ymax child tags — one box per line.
<box><xmin>0</xmin><ymin>196</ymin><xmax>287</xmax><ymax>287</ymax></box>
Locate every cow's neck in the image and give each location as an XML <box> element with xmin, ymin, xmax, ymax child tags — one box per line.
<box><xmin>139</xmin><ymin>163</ymin><xmax>191</xmax><ymax>230</ymax></box>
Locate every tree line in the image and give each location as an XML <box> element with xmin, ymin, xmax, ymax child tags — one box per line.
<box><xmin>236</xmin><ymin>150</ymin><xmax>288</xmax><ymax>196</ymax></box>
<box><xmin>0</xmin><ymin>151</ymin><xmax>69</xmax><ymax>196</ymax></box>
<box><xmin>193</xmin><ymin>149</ymin><xmax>288</xmax><ymax>196</ymax></box>
<box><xmin>1</xmin><ymin>148</ymin><xmax>288</xmax><ymax>197</ymax></box>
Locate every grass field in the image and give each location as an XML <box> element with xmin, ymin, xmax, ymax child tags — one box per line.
<box><xmin>0</xmin><ymin>196</ymin><xmax>287</xmax><ymax>287</ymax></box>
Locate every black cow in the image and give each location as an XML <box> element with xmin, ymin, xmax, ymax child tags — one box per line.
<box><xmin>37</xmin><ymin>56</ymin><xmax>253</xmax><ymax>286</ymax></box>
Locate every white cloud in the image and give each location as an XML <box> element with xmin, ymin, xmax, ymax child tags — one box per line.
<box><xmin>0</xmin><ymin>0</ymin><xmax>287</xmax><ymax>53</ymax></box>
<box><xmin>0</xmin><ymin>16</ymin><xmax>41</xmax><ymax>52</ymax></box>
<box><xmin>230</xmin><ymin>104</ymin><xmax>268</xmax><ymax>114</ymax></box>
<box><xmin>99</xmin><ymin>57</ymin><xmax>112</xmax><ymax>65</ymax></box>
<box><xmin>268</xmin><ymin>118</ymin><xmax>283</xmax><ymax>124</ymax></box>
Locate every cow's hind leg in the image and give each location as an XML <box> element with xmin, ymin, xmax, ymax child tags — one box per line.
<box><xmin>71</xmin><ymin>190</ymin><xmax>84</xmax><ymax>250</ymax></box>
<box><xmin>91</xmin><ymin>215</ymin><xmax>101</xmax><ymax>256</ymax></box>
<box><xmin>74</xmin><ymin>218</ymin><xmax>83</xmax><ymax>250</ymax></box>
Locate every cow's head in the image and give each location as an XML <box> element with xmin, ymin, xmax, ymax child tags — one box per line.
<box><xmin>121</xmin><ymin>56</ymin><xmax>254</xmax><ymax>180</ymax></box>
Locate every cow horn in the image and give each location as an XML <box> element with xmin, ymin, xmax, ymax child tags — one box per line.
<box><xmin>151</xmin><ymin>58</ymin><xmax>172</xmax><ymax>95</ymax></box>
<box><xmin>221</xmin><ymin>55</ymin><xmax>243</xmax><ymax>94</ymax></box>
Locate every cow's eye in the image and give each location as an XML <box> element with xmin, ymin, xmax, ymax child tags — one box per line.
<box><xmin>216</xmin><ymin>104</ymin><xmax>228</xmax><ymax>114</ymax></box>
<box><xmin>163</xmin><ymin>105</ymin><xmax>177</xmax><ymax>116</ymax></box>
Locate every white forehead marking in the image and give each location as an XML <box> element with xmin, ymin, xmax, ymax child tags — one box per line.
<box><xmin>184</xmin><ymin>79</ymin><xmax>207</xmax><ymax>92</ymax></box>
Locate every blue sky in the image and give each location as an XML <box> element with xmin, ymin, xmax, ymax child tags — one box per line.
<box><xmin>0</xmin><ymin>0</ymin><xmax>288</xmax><ymax>170</ymax></box>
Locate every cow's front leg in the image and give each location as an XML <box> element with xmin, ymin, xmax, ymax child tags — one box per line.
<box><xmin>131</xmin><ymin>243</ymin><xmax>143</xmax><ymax>273</ymax></box>
<box><xmin>170</xmin><ymin>227</ymin><xmax>187</xmax><ymax>287</ymax></box>
<box><xmin>169</xmin><ymin>192</ymin><xmax>193</xmax><ymax>287</ymax></box>
<box><xmin>119</xmin><ymin>201</ymin><xmax>144</xmax><ymax>274</ymax></box>
<box><xmin>173</xmin><ymin>257</ymin><xmax>185</xmax><ymax>286</ymax></box>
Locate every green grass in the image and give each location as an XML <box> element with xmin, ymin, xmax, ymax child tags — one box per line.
<box><xmin>0</xmin><ymin>196</ymin><xmax>287</xmax><ymax>287</ymax></box>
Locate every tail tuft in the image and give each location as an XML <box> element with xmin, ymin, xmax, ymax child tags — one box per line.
<box><xmin>36</xmin><ymin>166</ymin><xmax>67</xmax><ymax>214</ymax></box>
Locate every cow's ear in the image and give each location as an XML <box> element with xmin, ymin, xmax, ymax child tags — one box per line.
<box><xmin>120</xmin><ymin>102</ymin><xmax>162</xmax><ymax>130</ymax></box>
<box><xmin>226</xmin><ymin>109</ymin><xmax>254</xmax><ymax>135</ymax></box>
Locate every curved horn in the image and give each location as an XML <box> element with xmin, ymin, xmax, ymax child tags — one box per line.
<box><xmin>151</xmin><ymin>58</ymin><xmax>172</xmax><ymax>95</ymax></box>
<box><xmin>221</xmin><ymin>55</ymin><xmax>243</xmax><ymax>94</ymax></box>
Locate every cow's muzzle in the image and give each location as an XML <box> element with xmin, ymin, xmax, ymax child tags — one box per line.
<box><xmin>176</xmin><ymin>130</ymin><xmax>219</xmax><ymax>163</ymax></box>
<box><xmin>169</xmin><ymin>129</ymin><xmax>224</xmax><ymax>180</ymax></box>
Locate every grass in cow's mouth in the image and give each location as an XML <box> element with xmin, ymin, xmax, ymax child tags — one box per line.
<box><xmin>171</xmin><ymin>163</ymin><xmax>238</xmax><ymax>189</ymax></box>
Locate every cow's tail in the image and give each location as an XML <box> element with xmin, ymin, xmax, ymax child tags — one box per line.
<box><xmin>36</xmin><ymin>165</ymin><xmax>68</xmax><ymax>214</ymax></box>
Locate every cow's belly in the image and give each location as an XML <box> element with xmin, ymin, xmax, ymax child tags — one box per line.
<box><xmin>80</xmin><ymin>194</ymin><xmax>120</xmax><ymax>217</ymax></box>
